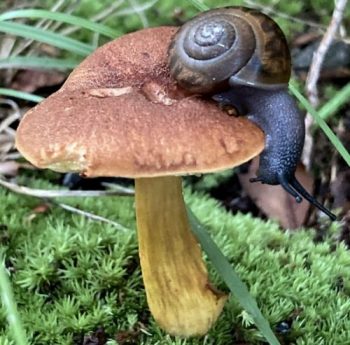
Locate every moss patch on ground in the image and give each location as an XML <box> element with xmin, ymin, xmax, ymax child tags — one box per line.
<box><xmin>0</xmin><ymin>179</ymin><xmax>349</xmax><ymax>344</ymax></box>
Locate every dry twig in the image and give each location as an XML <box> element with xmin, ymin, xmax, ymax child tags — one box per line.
<box><xmin>306</xmin><ymin>0</ymin><xmax>348</xmax><ymax>107</ymax></box>
<box><xmin>59</xmin><ymin>0</ymin><xmax>125</xmax><ymax>36</ymax></box>
<box><xmin>244</xmin><ymin>0</ymin><xmax>330</xmax><ymax>33</ymax></box>
<box><xmin>0</xmin><ymin>100</ymin><xmax>21</xmax><ymax>160</ymax></box>
<box><xmin>0</xmin><ymin>177</ymin><xmax>134</xmax><ymax>198</ymax></box>
<box><xmin>49</xmin><ymin>200</ymin><xmax>130</xmax><ymax>232</ymax></box>
<box><xmin>127</xmin><ymin>0</ymin><xmax>149</xmax><ymax>28</ymax></box>
<box><xmin>0</xmin><ymin>176</ymin><xmax>134</xmax><ymax>231</ymax></box>
<box><xmin>11</xmin><ymin>0</ymin><xmax>68</xmax><ymax>57</ymax></box>
<box><xmin>303</xmin><ymin>0</ymin><xmax>348</xmax><ymax>168</ymax></box>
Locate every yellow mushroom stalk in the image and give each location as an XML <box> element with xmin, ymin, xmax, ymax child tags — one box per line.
<box><xmin>135</xmin><ymin>176</ymin><xmax>227</xmax><ymax>336</ymax></box>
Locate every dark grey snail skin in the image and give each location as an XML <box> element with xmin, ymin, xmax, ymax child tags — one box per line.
<box><xmin>213</xmin><ymin>86</ymin><xmax>304</xmax><ymax>186</ymax></box>
<box><xmin>213</xmin><ymin>86</ymin><xmax>337</xmax><ymax>220</ymax></box>
<box><xmin>168</xmin><ymin>6</ymin><xmax>336</xmax><ymax>220</ymax></box>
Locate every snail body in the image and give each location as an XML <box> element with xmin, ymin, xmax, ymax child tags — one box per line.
<box><xmin>168</xmin><ymin>7</ymin><xmax>336</xmax><ymax>220</ymax></box>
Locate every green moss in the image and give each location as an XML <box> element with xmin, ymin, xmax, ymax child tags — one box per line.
<box><xmin>0</xmin><ymin>178</ymin><xmax>349</xmax><ymax>344</ymax></box>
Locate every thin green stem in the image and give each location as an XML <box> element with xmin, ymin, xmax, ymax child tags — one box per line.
<box><xmin>0</xmin><ymin>88</ymin><xmax>44</xmax><ymax>103</ymax></box>
<box><xmin>187</xmin><ymin>207</ymin><xmax>281</xmax><ymax>345</ymax></box>
<box><xmin>289</xmin><ymin>81</ymin><xmax>350</xmax><ymax>167</ymax></box>
<box><xmin>0</xmin><ymin>56</ymin><xmax>80</xmax><ymax>70</ymax></box>
<box><xmin>0</xmin><ymin>21</ymin><xmax>93</xmax><ymax>56</ymax></box>
<box><xmin>0</xmin><ymin>262</ymin><xmax>28</xmax><ymax>345</ymax></box>
<box><xmin>318</xmin><ymin>83</ymin><xmax>350</xmax><ymax>121</ymax></box>
<box><xmin>188</xmin><ymin>0</ymin><xmax>209</xmax><ymax>11</ymax></box>
<box><xmin>103</xmin><ymin>0</ymin><xmax>159</xmax><ymax>17</ymax></box>
<box><xmin>0</xmin><ymin>9</ymin><xmax>118</xmax><ymax>38</ymax></box>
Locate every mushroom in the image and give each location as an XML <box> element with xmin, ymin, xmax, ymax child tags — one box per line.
<box><xmin>15</xmin><ymin>27</ymin><xmax>264</xmax><ymax>337</ymax></box>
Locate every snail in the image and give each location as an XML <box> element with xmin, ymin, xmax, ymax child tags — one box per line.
<box><xmin>168</xmin><ymin>7</ymin><xmax>336</xmax><ymax>220</ymax></box>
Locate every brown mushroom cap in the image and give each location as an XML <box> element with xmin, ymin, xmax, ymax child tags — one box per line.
<box><xmin>16</xmin><ymin>27</ymin><xmax>264</xmax><ymax>178</ymax></box>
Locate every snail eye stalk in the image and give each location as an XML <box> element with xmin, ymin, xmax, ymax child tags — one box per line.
<box><xmin>289</xmin><ymin>177</ymin><xmax>336</xmax><ymax>221</ymax></box>
<box><xmin>250</xmin><ymin>174</ymin><xmax>336</xmax><ymax>220</ymax></box>
<box><xmin>278</xmin><ymin>174</ymin><xmax>303</xmax><ymax>203</ymax></box>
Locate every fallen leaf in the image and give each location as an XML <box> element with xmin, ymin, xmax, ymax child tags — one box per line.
<box><xmin>24</xmin><ymin>203</ymin><xmax>51</xmax><ymax>225</ymax></box>
<box><xmin>331</xmin><ymin>170</ymin><xmax>350</xmax><ymax>212</ymax></box>
<box><xmin>10</xmin><ymin>70</ymin><xmax>66</xmax><ymax>93</ymax></box>
<box><xmin>32</xmin><ymin>203</ymin><xmax>51</xmax><ymax>214</ymax></box>
<box><xmin>292</xmin><ymin>32</ymin><xmax>320</xmax><ymax>47</ymax></box>
<box><xmin>83</xmin><ymin>327</ymin><xmax>107</xmax><ymax>345</ymax></box>
<box><xmin>0</xmin><ymin>141</ymin><xmax>13</xmax><ymax>155</ymax></box>
<box><xmin>338</xmin><ymin>211</ymin><xmax>350</xmax><ymax>247</ymax></box>
<box><xmin>239</xmin><ymin>158</ymin><xmax>313</xmax><ymax>229</ymax></box>
<box><xmin>0</xmin><ymin>161</ymin><xmax>19</xmax><ymax>176</ymax></box>
<box><xmin>115</xmin><ymin>329</ymin><xmax>140</xmax><ymax>345</ymax></box>
<box><xmin>38</xmin><ymin>44</ymin><xmax>61</xmax><ymax>57</ymax></box>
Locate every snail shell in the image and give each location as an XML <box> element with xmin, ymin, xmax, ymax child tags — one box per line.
<box><xmin>168</xmin><ymin>7</ymin><xmax>291</xmax><ymax>93</ymax></box>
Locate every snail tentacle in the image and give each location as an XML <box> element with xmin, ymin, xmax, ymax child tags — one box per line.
<box><xmin>289</xmin><ymin>177</ymin><xmax>336</xmax><ymax>220</ymax></box>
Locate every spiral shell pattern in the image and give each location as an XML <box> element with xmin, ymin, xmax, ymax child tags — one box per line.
<box><xmin>168</xmin><ymin>7</ymin><xmax>291</xmax><ymax>93</ymax></box>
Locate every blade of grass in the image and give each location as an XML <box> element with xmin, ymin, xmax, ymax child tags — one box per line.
<box><xmin>0</xmin><ymin>9</ymin><xmax>119</xmax><ymax>38</ymax></box>
<box><xmin>289</xmin><ymin>81</ymin><xmax>350</xmax><ymax>166</ymax></box>
<box><xmin>0</xmin><ymin>21</ymin><xmax>93</xmax><ymax>56</ymax></box>
<box><xmin>0</xmin><ymin>88</ymin><xmax>44</xmax><ymax>103</ymax></box>
<box><xmin>318</xmin><ymin>83</ymin><xmax>350</xmax><ymax>121</ymax></box>
<box><xmin>0</xmin><ymin>56</ymin><xmax>80</xmax><ymax>70</ymax></box>
<box><xmin>113</xmin><ymin>0</ymin><xmax>159</xmax><ymax>16</ymax></box>
<box><xmin>188</xmin><ymin>0</ymin><xmax>209</xmax><ymax>11</ymax></box>
<box><xmin>0</xmin><ymin>261</ymin><xmax>28</xmax><ymax>345</ymax></box>
<box><xmin>127</xmin><ymin>0</ymin><xmax>149</xmax><ymax>28</ymax></box>
<box><xmin>187</xmin><ymin>207</ymin><xmax>280</xmax><ymax>345</ymax></box>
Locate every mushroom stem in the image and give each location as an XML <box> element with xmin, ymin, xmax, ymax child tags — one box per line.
<box><xmin>135</xmin><ymin>176</ymin><xmax>227</xmax><ymax>337</ymax></box>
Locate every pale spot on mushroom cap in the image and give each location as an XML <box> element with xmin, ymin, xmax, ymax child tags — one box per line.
<box><xmin>219</xmin><ymin>137</ymin><xmax>239</xmax><ymax>154</ymax></box>
<box><xmin>38</xmin><ymin>142</ymin><xmax>88</xmax><ymax>173</ymax></box>
<box><xmin>88</xmin><ymin>86</ymin><xmax>133</xmax><ymax>98</ymax></box>
<box><xmin>141</xmin><ymin>82</ymin><xmax>175</xmax><ymax>106</ymax></box>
